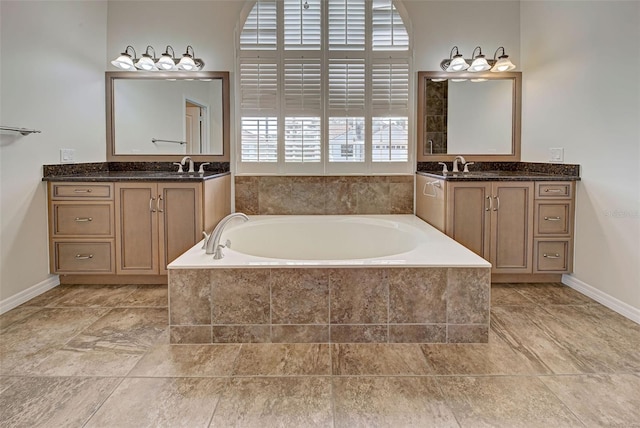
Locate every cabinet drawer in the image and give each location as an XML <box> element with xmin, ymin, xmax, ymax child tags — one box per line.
<box><xmin>53</xmin><ymin>241</ymin><xmax>114</xmax><ymax>273</ymax></box>
<box><xmin>52</xmin><ymin>203</ymin><xmax>113</xmax><ymax>237</ymax></box>
<box><xmin>536</xmin><ymin>182</ymin><xmax>572</xmax><ymax>199</ymax></box>
<box><xmin>535</xmin><ymin>202</ymin><xmax>570</xmax><ymax>236</ymax></box>
<box><xmin>52</xmin><ymin>183</ymin><xmax>113</xmax><ymax>199</ymax></box>
<box><xmin>534</xmin><ymin>240</ymin><xmax>570</xmax><ymax>273</ymax></box>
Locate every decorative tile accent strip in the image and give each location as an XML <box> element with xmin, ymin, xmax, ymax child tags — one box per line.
<box><xmin>235</xmin><ymin>175</ymin><xmax>414</xmax><ymax>215</ymax></box>
<box><xmin>168</xmin><ymin>267</ymin><xmax>491</xmax><ymax>344</ymax></box>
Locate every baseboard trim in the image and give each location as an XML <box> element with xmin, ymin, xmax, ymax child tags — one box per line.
<box><xmin>562</xmin><ymin>274</ymin><xmax>640</xmax><ymax>325</ymax></box>
<box><xmin>0</xmin><ymin>275</ymin><xmax>60</xmax><ymax>315</ymax></box>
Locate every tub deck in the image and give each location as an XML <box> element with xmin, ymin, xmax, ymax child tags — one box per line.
<box><xmin>168</xmin><ymin>215</ymin><xmax>491</xmax><ymax>344</ymax></box>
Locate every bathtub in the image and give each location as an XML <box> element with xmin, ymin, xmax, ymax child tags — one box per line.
<box><xmin>169</xmin><ymin>215</ymin><xmax>490</xmax><ymax>268</ymax></box>
<box><xmin>168</xmin><ymin>215</ymin><xmax>491</xmax><ymax>344</ymax></box>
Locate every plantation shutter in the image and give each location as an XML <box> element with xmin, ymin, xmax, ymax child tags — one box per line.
<box><xmin>328</xmin><ymin>0</ymin><xmax>365</xmax><ymax>50</ymax></box>
<box><xmin>240</xmin><ymin>59</ymin><xmax>279</xmax><ymax>162</ymax></box>
<box><xmin>284</xmin><ymin>0</ymin><xmax>322</xmax><ymax>50</ymax></box>
<box><xmin>372</xmin><ymin>0</ymin><xmax>409</xmax><ymax>51</ymax></box>
<box><xmin>240</xmin><ymin>0</ymin><xmax>277</xmax><ymax>50</ymax></box>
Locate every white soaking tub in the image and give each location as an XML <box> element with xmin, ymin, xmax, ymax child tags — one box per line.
<box><xmin>168</xmin><ymin>215</ymin><xmax>491</xmax><ymax>345</ymax></box>
<box><xmin>169</xmin><ymin>215</ymin><xmax>490</xmax><ymax>268</ymax></box>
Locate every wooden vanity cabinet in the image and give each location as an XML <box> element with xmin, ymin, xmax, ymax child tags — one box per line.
<box><xmin>48</xmin><ymin>175</ymin><xmax>231</xmax><ymax>279</ymax></box>
<box><xmin>533</xmin><ymin>182</ymin><xmax>575</xmax><ymax>273</ymax></box>
<box><xmin>416</xmin><ymin>175</ymin><xmax>576</xmax><ymax>279</ymax></box>
<box><xmin>115</xmin><ymin>176</ymin><xmax>231</xmax><ymax>275</ymax></box>
<box><xmin>445</xmin><ymin>181</ymin><xmax>534</xmax><ymax>274</ymax></box>
<box><xmin>48</xmin><ymin>182</ymin><xmax>116</xmax><ymax>274</ymax></box>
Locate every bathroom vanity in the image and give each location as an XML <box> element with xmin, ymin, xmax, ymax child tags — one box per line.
<box><xmin>43</xmin><ymin>164</ymin><xmax>231</xmax><ymax>283</ymax></box>
<box><xmin>416</xmin><ymin>164</ymin><xmax>579</xmax><ymax>282</ymax></box>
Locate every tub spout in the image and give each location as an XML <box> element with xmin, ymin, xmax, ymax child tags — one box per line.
<box><xmin>205</xmin><ymin>213</ymin><xmax>249</xmax><ymax>259</ymax></box>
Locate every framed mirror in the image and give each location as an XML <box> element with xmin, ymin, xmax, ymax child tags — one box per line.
<box><xmin>416</xmin><ymin>71</ymin><xmax>521</xmax><ymax>162</ymax></box>
<box><xmin>106</xmin><ymin>71</ymin><xmax>230</xmax><ymax>162</ymax></box>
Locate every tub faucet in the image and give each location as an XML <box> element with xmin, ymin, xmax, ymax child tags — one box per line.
<box><xmin>205</xmin><ymin>212</ymin><xmax>249</xmax><ymax>259</ymax></box>
<box><xmin>180</xmin><ymin>156</ymin><xmax>195</xmax><ymax>173</ymax></box>
<box><xmin>452</xmin><ymin>156</ymin><xmax>466</xmax><ymax>173</ymax></box>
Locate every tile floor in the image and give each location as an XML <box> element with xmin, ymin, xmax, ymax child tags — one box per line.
<box><xmin>1</xmin><ymin>282</ymin><xmax>639</xmax><ymax>427</ymax></box>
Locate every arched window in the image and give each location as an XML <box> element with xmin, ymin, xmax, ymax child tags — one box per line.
<box><xmin>238</xmin><ymin>0</ymin><xmax>411</xmax><ymax>174</ymax></box>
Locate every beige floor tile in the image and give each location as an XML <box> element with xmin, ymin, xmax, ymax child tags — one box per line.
<box><xmin>232</xmin><ymin>343</ymin><xmax>331</xmax><ymax>376</ymax></box>
<box><xmin>514</xmin><ymin>282</ymin><xmax>595</xmax><ymax>305</ymax></box>
<box><xmin>130</xmin><ymin>343</ymin><xmax>241</xmax><ymax>377</ymax></box>
<box><xmin>491</xmin><ymin>305</ymin><xmax>597</xmax><ymax>374</ymax></box>
<box><xmin>0</xmin><ymin>376</ymin><xmax>120</xmax><ymax>428</ymax></box>
<box><xmin>85</xmin><ymin>377</ymin><xmax>225</xmax><ymax>428</ymax></box>
<box><xmin>541</xmin><ymin>373</ymin><xmax>640</xmax><ymax>427</ymax></box>
<box><xmin>0</xmin><ymin>307</ymin><xmax>41</xmax><ymax>332</ymax></box>
<box><xmin>333</xmin><ymin>376</ymin><xmax>459</xmax><ymax>428</ymax></box>
<box><xmin>438</xmin><ymin>376</ymin><xmax>583</xmax><ymax>428</ymax></box>
<box><xmin>17</xmin><ymin>285</ymin><xmax>76</xmax><ymax>307</ymax></box>
<box><xmin>29</xmin><ymin>347</ymin><xmax>145</xmax><ymax>377</ymax></box>
<box><xmin>491</xmin><ymin>283</ymin><xmax>535</xmax><ymax>306</ymax></box>
<box><xmin>331</xmin><ymin>343</ymin><xmax>431</xmax><ymax>375</ymax></box>
<box><xmin>420</xmin><ymin>329</ymin><xmax>552</xmax><ymax>375</ymax></box>
<box><xmin>0</xmin><ymin>308</ymin><xmax>109</xmax><ymax>374</ymax></box>
<box><xmin>120</xmin><ymin>284</ymin><xmax>168</xmax><ymax>307</ymax></box>
<box><xmin>211</xmin><ymin>377</ymin><xmax>332</xmax><ymax>427</ymax></box>
<box><xmin>64</xmin><ymin>308</ymin><xmax>167</xmax><ymax>354</ymax></box>
<box><xmin>46</xmin><ymin>284</ymin><xmax>138</xmax><ymax>307</ymax></box>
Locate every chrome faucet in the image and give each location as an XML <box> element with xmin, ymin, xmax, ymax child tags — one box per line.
<box><xmin>452</xmin><ymin>155</ymin><xmax>466</xmax><ymax>173</ymax></box>
<box><xmin>204</xmin><ymin>212</ymin><xmax>249</xmax><ymax>259</ymax></box>
<box><xmin>180</xmin><ymin>156</ymin><xmax>195</xmax><ymax>173</ymax></box>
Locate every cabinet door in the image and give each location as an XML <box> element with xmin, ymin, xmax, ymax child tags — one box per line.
<box><xmin>446</xmin><ymin>182</ymin><xmax>491</xmax><ymax>258</ymax></box>
<box><xmin>490</xmin><ymin>182</ymin><xmax>534</xmax><ymax>273</ymax></box>
<box><xmin>415</xmin><ymin>175</ymin><xmax>446</xmax><ymax>232</ymax></box>
<box><xmin>158</xmin><ymin>183</ymin><xmax>202</xmax><ymax>274</ymax></box>
<box><xmin>115</xmin><ymin>183</ymin><xmax>159</xmax><ymax>274</ymax></box>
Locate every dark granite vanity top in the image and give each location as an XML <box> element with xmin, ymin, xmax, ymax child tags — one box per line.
<box><xmin>417</xmin><ymin>161</ymin><xmax>580</xmax><ymax>182</ymax></box>
<box><xmin>42</xmin><ymin>162</ymin><xmax>230</xmax><ymax>182</ymax></box>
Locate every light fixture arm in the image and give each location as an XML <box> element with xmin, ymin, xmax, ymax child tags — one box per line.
<box><xmin>124</xmin><ymin>45</ymin><xmax>137</xmax><ymax>59</ymax></box>
<box><xmin>143</xmin><ymin>45</ymin><xmax>156</xmax><ymax>59</ymax></box>
<box><xmin>163</xmin><ymin>45</ymin><xmax>175</xmax><ymax>57</ymax></box>
<box><xmin>493</xmin><ymin>46</ymin><xmax>506</xmax><ymax>60</ymax></box>
<box><xmin>449</xmin><ymin>46</ymin><xmax>460</xmax><ymax>60</ymax></box>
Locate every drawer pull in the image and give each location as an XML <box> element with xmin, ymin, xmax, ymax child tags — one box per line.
<box><xmin>543</xmin><ymin>253</ymin><xmax>561</xmax><ymax>259</ymax></box>
<box><xmin>149</xmin><ymin>197</ymin><xmax>157</xmax><ymax>213</ymax></box>
<box><xmin>544</xmin><ymin>189</ymin><xmax>563</xmax><ymax>193</ymax></box>
<box><xmin>157</xmin><ymin>195</ymin><xmax>164</xmax><ymax>212</ymax></box>
<box><xmin>493</xmin><ymin>196</ymin><xmax>500</xmax><ymax>211</ymax></box>
<box><xmin>544</xmin><ymin>216</ymin><xmax>561</xmax><ymax>221</ymax></box>
<box><xmin>75</xmin><ymin>254</ymin><xmax>94</xmax><ymax>260</ymax></box>
<box><xmin>74</xmin><ymin>217</ymin><xmax>93</xmax><ymax>222</ymax></box>
<box><xmin>485</xmin><ymin>196</ymin><xmax>492</xmax><ymax>211</ymax></box>
<box><xmin>73</xmin><ymin>189</ymin><xmax>93</xmax><ymax>193</ymax></box>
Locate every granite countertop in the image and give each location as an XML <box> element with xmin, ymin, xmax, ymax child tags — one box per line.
<box><xmin>416</xmin><ymin>161</ymin><xmax>580</xmax><ymax>182</ymax></box>
<box><xmin>417</xmin><ymin>170</ymin><xmax>581</xmax><ymax>182</ymax></box>
<box><xmin>42</xmin><ymin>162</ymin><xmax>231</xmax><ymax>182</ymax></box>
<box><xmin>42</xmin><ymin>170</ymin><xmax>230</xmax><ymax>182</ymax></box>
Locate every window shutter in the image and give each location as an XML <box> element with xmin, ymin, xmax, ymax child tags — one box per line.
<box><xmin>328</xmin><ymin>0</ymin><xmax>365</xmax><ymax>50</ymax></box>
<box><xmin>372</xmin><ymin>0</ymin><xmax>409</xmax><ymax>51</ymax></box>
<box><xmin>284</xmin><ymin>0</ymin><xmax>321</xmax><ymax>50</ymax></box>
<box><xmin>328</xmin><ymin>59</ymin><xmax>365</xmax><ymax>112</ymax></box>
<box><xmin>371</xmin><ymin>60</ymin><xmax>409</xmax><ymax>112</ymax></box>
<box><xmin>240</xmin><ymin>0</ymin><xmax>277</xmax><ymax>50</ymax></box>
<box><xmin>285</xmin><ymin>117</ymin><xmax>322</xmax><ymax>162</ymax></box>
<box><xmin>240</xmin><ymin>60</ymin><xmax>278</xmax><ymax>112</ymax></box>
<box><xmin>241</xmin><ymin>118</ymin><xmax>278</xmax><ymax>162</ymax></box>
<box><xmin>284</xmin><ymin>59</ymin><xmax>322</xmax><ymax>112</ymax></box>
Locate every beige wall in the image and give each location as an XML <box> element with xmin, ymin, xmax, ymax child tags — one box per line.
<box><xmin>520</xmin><ymin>1</ymin><xmax>640</xmax><ymax>311</ymax></box>
<box><xmin>0</xmin><ymin>1</ymin><xmax>107</xmax><ymax>305</ymax></box>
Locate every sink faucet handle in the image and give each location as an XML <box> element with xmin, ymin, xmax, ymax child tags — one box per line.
<box><xmin>172</xmin><ymin>162</ymin><xmax>184</xmax><ymax>173</ymax></box>
<box><xmin>198</xmin><ymin>162</ymin><xmax>211</xmax><ymax>174</ymax></box>
<box><xmin>463</xmin><ymin>162</ymin><xmax>475</xmax><ymax>173</ymax></box>
<box><xmin>438</xmin><ymin>162</ymin><xmax>449</xmax><ymax>173</ymax></box>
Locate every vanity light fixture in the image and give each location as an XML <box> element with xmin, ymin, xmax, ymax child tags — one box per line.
<box><xmin>442</xmin><ymin>46</ymin><xmax>469</xmax><ymax>72</ymax></box>
<box><xmin>111</xmin><ymin>44</ymin><xmax>205</xmax><ymax>71</ymax></box>
<box><xmin>468</xmin><ymin>46</ymin><xmax>491</xmax><ymax>72</ymax></box>
<box><xmin>111</xmin><ymin>45</ymin><xmax>137</xmax><ymax>71</ymax></box>
<box><xmin>135</xmin><ymin>46</ymin><xmax>158</xmax><ymax>71</ymax></box>
<box><xmin>157</xmin><ymin>46</ymin><xmax>178</xmax><ymax>71</ymax></box>
<box><xmin>491</xmin><ymin>46</ymin><xmax>516</xmax><ymax>72</ymax></box>
<box><xmin>440</xmin><ymin>45</ymin><xmax>516</xmax><ymax>73</ymax></box>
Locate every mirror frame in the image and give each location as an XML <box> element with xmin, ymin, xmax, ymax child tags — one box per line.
<box><xmin>416</xmin><ymin>71</ymin><xmax>521</xmax><ymax>162</ymax></box>
<box><xmin>106</xmin><ymin>71</ymin><xmax>230</xmax><ymax>162</ymax></box>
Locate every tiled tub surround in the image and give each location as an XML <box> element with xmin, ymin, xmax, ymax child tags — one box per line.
<box><xmin>168</xmin><ymin>215</ymin><xmax>491</xmax><ymax>344</ymax></box>
<box><xmin>169</xmin><ymin>267</ymin><xmax>490</xmax><ymax>344</ymax></box>
<box><xmin>235</xmin><ymin>175</ymin><xmax>414</xmax><ymax>215</ymax></box>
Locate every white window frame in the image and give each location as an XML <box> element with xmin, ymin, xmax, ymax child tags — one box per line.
<box><xmin>236</xmin><ymin>0</ymin><xmax>413</xmax><ymax>175</ymax></box>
